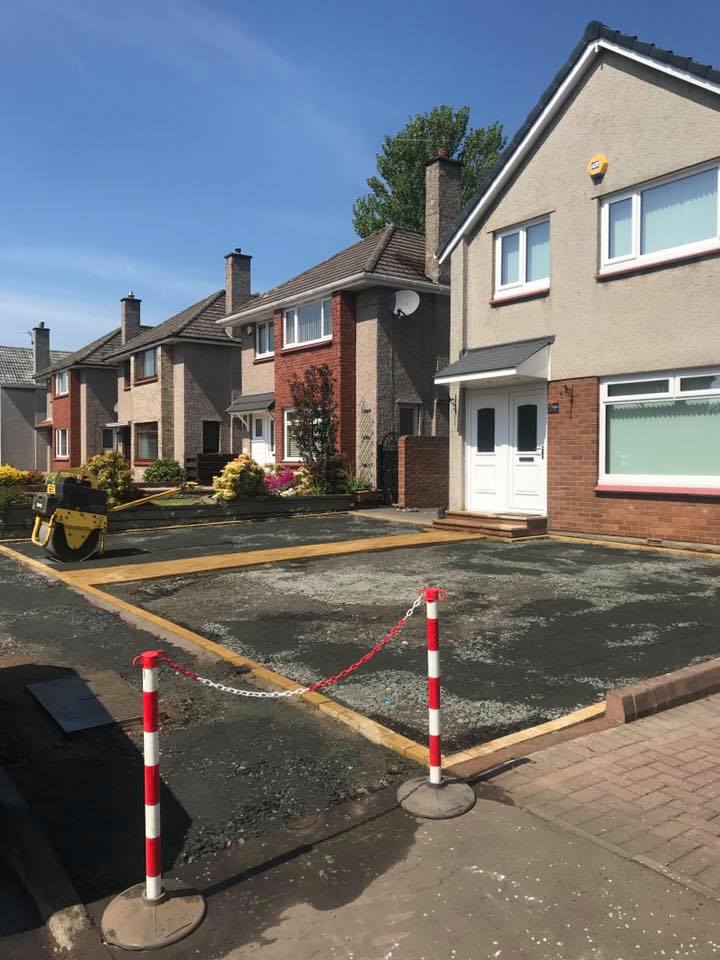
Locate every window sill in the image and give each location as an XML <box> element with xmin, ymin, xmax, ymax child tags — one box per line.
<box><xmin>597</xmin><ymin>244</ymin><xmax>720</xmax><ymax>281</ymax></box>
<box><xmin>281</xmin><ymin>338</ymin><xmax>332</xmax><ymax>355</ymax></box>
<box><xmin>595</xmin><ymin>484</ymin><xmax>720</xmax><ymax>497</ymax></box>
<box><xmin>134</xmin><ymin>459</ymin><xmax>155</xmax><ymax>466</ymax></box>
<box><xmin>54</xmin><ymin>392</ymin><xmax>69</xmax><ymax>398</ymax></box>
<box><xmin>490</xmin><ymin>286</ymin><xmax>550</xmax><ymax>307</ymax></box>
<box><xmin>253</xmin><ymin>355</ymin><xmax>275</xmax><ymax>365</ymax></box>
<box><xmin>134</xmin><ymin>376</ymin><xmax>158</xmax><ymax>386</ymax></box>
<box><xmin>54</xmin><ymin>456</ymin><xmax>69</xmax><ymax>461</ymax></box>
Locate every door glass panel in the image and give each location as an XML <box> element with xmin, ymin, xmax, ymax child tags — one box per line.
<box><xmin>517</xmin><ymin>404</ymin><xmax>537</xmax><ymax>452</ymax></box>
<box><xmin>476</xmin><ymin>408</ymin><xmax>495</xmax><ymax>453</ymax></box>
<box><xmin>254</xmin><ymin>417</ymin><xmax>264</xmax><ymax>439</ymax></box>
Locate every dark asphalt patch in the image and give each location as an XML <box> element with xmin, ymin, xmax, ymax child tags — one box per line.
<box><xmin>0</xmin><ymin>551</ymin><xmax>418</xmax><ymax>904</ymax></box>
<box><xmin>6</xmin><ymin>513</ymin><xmax>422</xmax><ymax>571</ymax></box>
<box><xmin>107</xmin><ymin>539</ymin><xmax>720</xmax><ymax>752</ymax></box>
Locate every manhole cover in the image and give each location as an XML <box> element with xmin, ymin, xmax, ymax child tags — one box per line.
<box><xmin>28</xmin><ymin>671</ymin><xmax>141</xmax><ymax>733</ymax></box>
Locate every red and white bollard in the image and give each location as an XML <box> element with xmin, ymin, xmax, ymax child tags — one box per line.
<box><xmin>101</xmin><ymin>651</ymin><xmax>205</xmax><ymax>951</ymax></box>
<box><xmin>142</xmin><ymin>650</ymin><xmax>163</xmax><ymax>901</ymax></box>
<box><xmin>398</xmin><ymin>588</ymin><xmax>476</xmax><ymax>820</ymax></box>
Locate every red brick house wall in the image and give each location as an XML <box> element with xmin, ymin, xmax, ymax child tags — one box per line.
<box><xmin>547</xmin><ymin>378</ymin><xmax>720</xmax><ymax>545</ymax></box>
<box><xmin>50</xmin><ymin>370</ymin><xmax>81</xmax><ymax>469</ymax></box>
<box><xmin>274</xmin><ymin>292</ymin><xmax>357</xmax><ymax>470</ymax></box>
<box><xmin>398</xmin><ymin>435</ymin><xmax>448</xmax><ymax>508</ymax></box>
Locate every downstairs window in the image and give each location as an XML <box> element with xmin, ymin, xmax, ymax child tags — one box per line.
<box><xmin>600</xmin><ymin>371</ymin><xmax>720</xmax><ymax>488</ymax></box>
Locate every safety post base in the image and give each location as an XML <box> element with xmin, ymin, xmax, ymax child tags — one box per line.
<box><xmin>397</xmin><ymin>776</ymin><xmax>476</xmax><ymax>820</ymax></box>
<box><xmin>101</xmin><ymin>879</ymin><xmax>206</xmax><ymax>951</ymax></box>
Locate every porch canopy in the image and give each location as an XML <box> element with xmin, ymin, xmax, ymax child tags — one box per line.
<box><xmin>434</xmin><ymin>336</ymin><xmax>554</xmax><ymax>389</ymax></box>
<box><xmin>226</xmin><ymin>392</ymin><xmax>275</xmax><ymax>415</ymax></box>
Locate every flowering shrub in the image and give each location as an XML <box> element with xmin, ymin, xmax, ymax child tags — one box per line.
<box><xmin>264</xmin><ymin>467</ymin><xmax>296</xmax><ymax>496</ymax></box>
<box><xmin>212</xmin><ymin>454</ymin><xmax>266</xmax><ymax>501</ymax></box>
<box><xmin>84</xmin><ymin>452</ymin><xmax>135</xmax><ymax>507</ymax></box>
<box><xmin>0</xmin><ymin>465</ymin><xmax>29</xmax><ymax>487</ymax></box>
<box><xmin>25</xmin><ymin>470</ymin><xmax>46</xmax><ymax>485</ymax></box>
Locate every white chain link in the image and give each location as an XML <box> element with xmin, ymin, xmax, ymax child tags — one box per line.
<box><xmin>194</xmin><ymin>592</ymin><xmax>425</xmax><ymax>699</ymax></box>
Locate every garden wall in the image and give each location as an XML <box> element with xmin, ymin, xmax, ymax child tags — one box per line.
<box><xmin>397</xmin><ymin>436</ymin><xmax>448</xmax><ymax>508</ymax></box>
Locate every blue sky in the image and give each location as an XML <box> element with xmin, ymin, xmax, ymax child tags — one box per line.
<box><xmin>1</xmin><ymin>0</ymin><xmax>719</xmax><ymax>349</ymax></box>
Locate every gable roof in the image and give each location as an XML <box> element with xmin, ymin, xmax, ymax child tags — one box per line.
<box><xmin>0</xmin><ymin>345</ymin><xmax>72</xmax><ymax>386</ymax></box>
<box><xmin>38</xmin><ymin>327</ymin><xmax>124</xmax><ymax>377</ymax></box>
<box><xmin>225</xmin><ymin>226</ymin><xmax>437</xmax><ymax>321</ymax></box>
<box><xmin>438</xmin><ymin>21</ymin><xmax>720</xmax><ymax>263</ymax></box>
<box><xmin>105</xmin><ymin>290</ymin><xmax>230</xmax><ymax>359</ymax></box>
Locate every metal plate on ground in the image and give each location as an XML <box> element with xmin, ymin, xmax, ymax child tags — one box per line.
<box><xmin>27</xmin><ymin>671</ymin><xmax>141</xmax><ymax>733</ymax></box>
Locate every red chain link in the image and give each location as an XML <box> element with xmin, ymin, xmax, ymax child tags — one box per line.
<box><xmin>307</xmin><ymin>611</ymin><xmax>411</xmax><ymax>691</ymax></box>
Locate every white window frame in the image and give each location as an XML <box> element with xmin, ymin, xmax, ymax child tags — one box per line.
<box><xmin>55</xmin><ymin>371</ymin><xmax>69</xmax><ymax>396</ymax></box>
<box><xmin>283</xmin><ymin>298</ymin><xmax>332</xmax><ymax>348</ymax></box>
<box><xmin>269</xmin><ymin>416</ymin><xmax>275</xmax><ymax>454</ymax></box>
<box><xmin>283</xmin><ymin>409</ymin><xmax>301</xmax><ymax>462</ymax></box>
<box><xmin>494</xmin><ymin>215</ymin><xmax>550</xmax><ymax>299</ymax></box>
<box><xmin>255</xmin><ymin>320</ymin><xmax>275</xmax><ymax>359</ymax></box>
<box><xmin>599</xmin><ymin>367</ymin><xmax>720</xmax><ymax>489</ymax></box>
<box><xmin>600</xmin><ymin>162</ymin><xmax>720</xmax><ymax>274</ymax></box>
<box><xmin>55</xmin><ymin>427</ymin><xmax>69</xmax><ymax>459</ymax></box>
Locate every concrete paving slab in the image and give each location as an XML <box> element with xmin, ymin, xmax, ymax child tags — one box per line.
<box><xmin>108</xmin><ymin>538</ymin><xmax>720</xmax><ymax>752</ymax></box>
<box><xmin>27</xmin><ymin>671</ymin><xmax>140</xmax><ymax>733</ymax></box>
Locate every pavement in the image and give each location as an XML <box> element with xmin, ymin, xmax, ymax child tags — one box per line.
<box><xmin>106</xmin><ymin>536</ymin><xmax>720</xmax><ymax>752</ymax></box>
<box><xmin>489</xmin><ymin>691</ymin><xmax>720</xmax><ymax>900</ymax></box>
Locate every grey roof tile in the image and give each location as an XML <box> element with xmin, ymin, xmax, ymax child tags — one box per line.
<box><xmin>0</xmin><ymin>346</ymin><xmax>72</xmax><ymax>385</ymax></box>
<box><xmin>226</xmin><ymin>392</ymin><xmax>275</xmax><ymax>414</ymax></box>
<box><xmin>105</xmin><ymin>290</ymin><xmax>229</xmax><ymax>357</ymax></box>
<box><xmin>231</xmin><ymin>226</ymin><xmax>432</xmax><ymax>316</ymax></box>
<box><xmin>435</xmin><ymin>336</ymin><xmax>554</xmax><ymax>380</ymax></box>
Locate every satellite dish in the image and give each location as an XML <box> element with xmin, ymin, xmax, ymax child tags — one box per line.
<box><xmin>224</xmin><ymin>326</ymin><xmax>240</xmax><ymax>340</ymax></box>
<box><xmin>393</xmin><ymin>289</ymin><xmax>420</xmax><ymax>318</ymax></box>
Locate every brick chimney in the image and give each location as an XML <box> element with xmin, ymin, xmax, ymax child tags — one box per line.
<box><xmin>224</xmin><ymin>248</ymin><xmax>252</xmax><ymax>315</ymax></box>
<box><xmin>120</xmin><ymin>292</ymin><xmax>141</xmax><ymax>344</ymax></box>
<box><xmin>425</xmin><ymin>147</ymin><xmax>462</xmax><ymax>283</ymax></box>
<box><xmin>32</xmin><ymin>321</ymin><xmax>50</xmax><ymax>374</ymax></box>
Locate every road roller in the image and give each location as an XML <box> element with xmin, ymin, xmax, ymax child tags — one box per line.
<box><xmin>31</xmin><ymin>474</ymin><xmax>190</xmax><ymax>562</ymax></box>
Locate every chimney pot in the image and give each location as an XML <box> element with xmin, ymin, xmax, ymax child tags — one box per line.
<box><xmin>437</xmin><ymin>146</ymin><xmax>450</xmax><ymax>159</ymax></box>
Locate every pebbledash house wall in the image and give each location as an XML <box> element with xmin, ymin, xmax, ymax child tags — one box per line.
<box><xmin>448</xmin><ymin>49</ymin><xmax>720</xmax><ymax>544</ymax></box>
<box><xmin>274</xmin><ymin>292</ymin><xmax>357</xmax><ymax>467</ymax></box>
<box><xmin>80</xmin><ymin>368</ymin><xmax>116</xmax><ymax>462</ymax></box>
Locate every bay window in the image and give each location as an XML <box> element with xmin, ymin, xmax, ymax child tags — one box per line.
<box><xmin>601</xmin><ymin>165</ymin><xmax>720</xmax><ymax>271</ymax></box>
<box><xmin>494</xmin><ymin>217</ymin><xmax>550</xmax><ymax>298</ymax></box>
<box><xmin>600</xmin><ymin>370</ymin><xmax>720</xmax><ymax>488</ymax></box>
<box><xmin>283</xmin><ymin>298</ymin><xmax>332</xmax><ymax>347</ymax></box>
<box><xmin>255</xmin><ymin>319</ymin><xmax>274</xmax><ymax>358</ymax></box>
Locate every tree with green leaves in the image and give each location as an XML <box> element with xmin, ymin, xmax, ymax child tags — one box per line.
<box><xmin>288</xmin><ymin>364</ymin><xmax>339</xmax><ymax>490</ymax></box>
<box><xmin>353</xmin><ymin>105</ymin><xmax>504</xmax><ymax>238</ymax></box>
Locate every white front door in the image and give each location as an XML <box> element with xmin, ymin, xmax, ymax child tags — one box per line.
<box><xmin>509</xmin><ymin>387</ymin><xmax>547</xmax><ymax>513</ymax></box>
<box><xmin>465</xmin><ymin>386</ymin><xmax>547</xmax><ymax>514</ymax></box>
<box><xmin>250</xmin><ymin>415</ymin><xmax>275</xmax><ymax>465</ymax></box>
<box><xmin>465</xmin><ymin>392</ymin><xmax>509</xmax><ymax>513</ymax></box>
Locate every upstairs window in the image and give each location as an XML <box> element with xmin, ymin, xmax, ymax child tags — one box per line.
<box><xmin>55</xmin><ymin>371</ymin><xmax>69</xmax><ymax>396</ymax></box>
<box><xmin>136</xmin><ymin>348</ymin><xmax>157</xmax><ymax>381</ymax></box>
<box><xmin>122</xmin><ymin>360</ymin><xmax>131</xmax><ymax>390</ymax></box>
<box><xmin>601</xmin><ymin>165</ymin><xmax>720</xmax><ymax>272</ymax></box>
<box><xmin>494</xmin><ymin>217</ymin><xmax>550</xmax><ymax>298</ymax></box>
<box><xmin>255</xmin><ymin>319</ymin><xmax>275</xmax><ymax>358</ymax></box>
<box><xmin>284</xmin><ymin>298</ymin><xmax>332</xmax><ymax>348</ymax></box>
<box><xmin>600</xmin><ymin>370</ymin><xmax>720</xmax><ymax>489</ymax></box>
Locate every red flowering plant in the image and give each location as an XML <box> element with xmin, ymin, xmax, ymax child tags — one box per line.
<box><xmin>264</xmin><ymin>467</ymin><xmax>297</xmax><ymax>496</ymax></box>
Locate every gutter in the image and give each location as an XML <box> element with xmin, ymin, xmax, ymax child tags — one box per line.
<box><xmin>220</xmin><ymin>272</ymin><xmax>449</xmax><ymax>326</ymax></box>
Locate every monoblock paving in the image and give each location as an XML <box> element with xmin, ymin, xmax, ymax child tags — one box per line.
<box><xmin>490</xmin><ymin>694</ymin><xmax>720</xmax><ymax>897</ymax></box>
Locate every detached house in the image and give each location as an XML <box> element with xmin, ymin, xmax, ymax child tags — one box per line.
<box><xmin>104</xmin><ymin>280</ymin><xmax>243</xmax><ymax>480</ymax></box>
<box><xmin>435</xmin><ymin>22</ymin><xmax>720</xmax><ymax>546</ymax></box>
<box><xmin>222</xmin><ymin>152</ymin><xmax>457</xmax><ymax>498</ymax></box>
<box><xmin>0</xmin><ymin>324</ymin><xmax>70</xmax><ymax>470</ymax></box>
